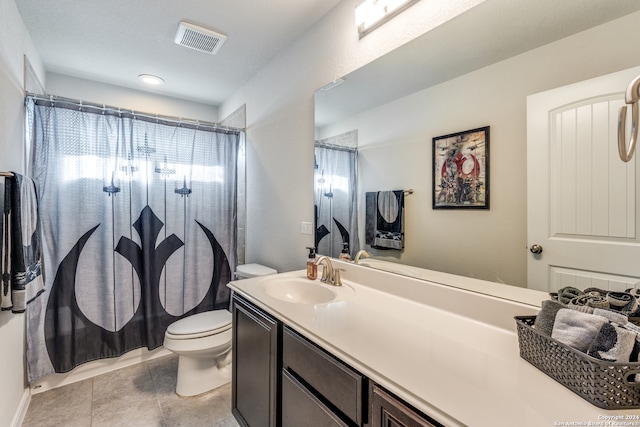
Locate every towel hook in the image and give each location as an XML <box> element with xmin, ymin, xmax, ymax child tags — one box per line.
<box><xmin>617</xmin><ymin>74</ymin><xmax>640</xmax><ymax>162</ymax></box>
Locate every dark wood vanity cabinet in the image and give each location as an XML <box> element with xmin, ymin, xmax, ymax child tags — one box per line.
<box><xmin>232</xmin><ymin>295</ymin><xmax>281</xmax><ymax>427</ymax></box>
<box><xmin>231</xmin><ymin>295</ymin><xmax>444</xmax><ymax>427</ymax></box>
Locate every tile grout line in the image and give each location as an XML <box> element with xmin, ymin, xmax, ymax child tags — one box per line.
<box><xmin>89</xmin><ymin>377</ymin><xmax>94</xmax><ymax>427</ymax></box>
<box><xmin>146</xmin><ymin>359</ymin><xmax>168</xmax><ymax>426</ymax></box>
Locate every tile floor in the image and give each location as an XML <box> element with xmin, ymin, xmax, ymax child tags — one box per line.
<box><xmin>21</xmin><ymin>354</ymin><xmax>240</xmax><ymax>427</ymax></box>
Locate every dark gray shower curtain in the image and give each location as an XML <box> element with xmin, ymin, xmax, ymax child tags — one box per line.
<box><xmin>25</xmin><ymin>97</ymin><xmax>239</xmax><ymax>382</ymax></box>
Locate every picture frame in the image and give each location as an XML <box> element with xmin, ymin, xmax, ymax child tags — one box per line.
<box><xmin>432</xmin><ymin>126</ymin><xmax>489</xmax><ymax>209</ymax></box>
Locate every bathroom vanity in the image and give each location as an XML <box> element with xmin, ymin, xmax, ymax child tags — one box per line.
<box><xmin>232</xmin><ymin>293</ymin><xmax>437</xmax><ymax>427</ymax></box>
<box><xmin>228</xmin><ymin>260</ymin><xmax>640</xmax><ymax>426</ymax></box>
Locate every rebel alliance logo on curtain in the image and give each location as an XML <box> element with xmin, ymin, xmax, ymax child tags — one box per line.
<box><xmin>44</xmin><ymin>205</ymin><xmax>231</xmax><ymax>374</ymax></box>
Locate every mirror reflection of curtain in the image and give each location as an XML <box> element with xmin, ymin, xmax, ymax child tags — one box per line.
<box><xmin>25</xmin><ymin>96</ymin><xmax>240</xmax><ymax>382</ymax></box>
<box><xmin>314</xmin><ymin>140</ymin><xmax>359</xmax><ymax>258</ymax></box>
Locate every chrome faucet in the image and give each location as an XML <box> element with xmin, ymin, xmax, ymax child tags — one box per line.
<box><xmin>354</xmin><ymin>249</ymin><xmax>370</xmax><ymax>264</ymax></box>
<box><xmin>315</xmin><ymin>256</ymin><xmax>342</xmax><ymax>286</ymax></box>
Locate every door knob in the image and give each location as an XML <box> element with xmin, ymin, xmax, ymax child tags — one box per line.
<box><xmin>529</xmin><ymin>244</ymin><xmax>543</xmax><ymax>254</ymax></box>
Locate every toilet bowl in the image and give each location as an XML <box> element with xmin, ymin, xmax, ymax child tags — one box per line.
<box><xmin>163</xmin><ymin>263</ymin><xmax>276</xmax><ymax>396</ymax></box>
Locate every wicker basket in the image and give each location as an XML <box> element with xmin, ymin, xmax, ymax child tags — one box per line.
<box><xmin>514</xmin><ymin>315</ymin><xmax>640</xmax><ymax>409</ymax></box>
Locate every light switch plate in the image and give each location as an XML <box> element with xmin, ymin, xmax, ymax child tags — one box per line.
<box><xmin>301</xmin><ymin>221</ymin><xmax>313</xmax><ymax>235</ymax></box>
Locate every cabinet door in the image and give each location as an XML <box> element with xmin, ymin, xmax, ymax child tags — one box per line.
<box><xmin>282</xmin><ymin>369</ymin><xmax>349</xmax><ymax>427</ymax></box>
<box><xmin>232</xmin><ymin>296</ymin><xmax>280</xmax><ymax>427</ymax></box>
<box><xmin>371</xmin><ymin>385</ymin><xmax>441</xmax><ymax>427</ymax></box>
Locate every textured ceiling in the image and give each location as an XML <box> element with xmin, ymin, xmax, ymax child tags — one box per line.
<box><xmin>16</xmin><ymin>0</ymin><xmax>344</xmax><ymax>105</ymax></box>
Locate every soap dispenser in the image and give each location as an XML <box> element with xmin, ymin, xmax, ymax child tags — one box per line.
<box><xmin>338</xmin><ymin>242</ymin><xmax>351</xmax><ymax>261</ymax></box>
<box><xmin>306</xmin><ymin>247</ymin><xmax>317</xmax><ymax>280</ymax></box>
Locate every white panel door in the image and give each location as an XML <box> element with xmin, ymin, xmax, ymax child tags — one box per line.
<box><xmin>527</xmin><ymin>67</ymin><xmax>640</xmax><ymax>293</ymax></box>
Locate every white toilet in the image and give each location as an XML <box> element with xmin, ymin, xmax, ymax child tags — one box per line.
<box><xmin>163</xmin><ymin>263</ymin><xmax>277</xmax><ymax>396</ymax></box>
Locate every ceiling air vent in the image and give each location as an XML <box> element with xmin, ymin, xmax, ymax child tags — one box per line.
<box><xmin>174</xmin><ymin>21</ymin><xmax>227</xmax><ymax>55</ymax></box>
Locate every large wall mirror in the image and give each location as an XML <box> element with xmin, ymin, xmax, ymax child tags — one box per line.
<box><xmin>314</xmin><ymin>0</ymin><xmax>640</xmax><ymax>295</ymax></box>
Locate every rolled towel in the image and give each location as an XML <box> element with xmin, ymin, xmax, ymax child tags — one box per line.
<box><xmin>534</xmin><ymin>300</ymin><xmax>565</xmax><ymax>336</ymax></box>
<box><xmin>586</xmin><ymin>292</ymin><xmax>610</xmax><ymax>309</ymax></box>
<box><xmin>568</xmin><ymin>292</ymin><xmax>609</xmax><ymax>310</ymax></box>
<box><xmin>551</xmin><ymin>309</ymin><xmax>608</xmax><ymax>352</ymax></box>
<box><xmin>587</xmin><ymin>322</ymin><xmax>636</xmax><ymax>362</ymax></box>
<box><xmin>557</xmin><ymin>287</ymin><xmax>584</xmax><ymax>305</ymax></box>
<box><xmin>607</xmin><ymin>291</ymin><xmax>639</xmax><ymax>315</ymax></box>
<box><xmin>593</xmin><ymin>308</ymin><xmax>628</xmax><ymax>326</ymax></box>
<box><xmin>625</xmin><ymin>287</ymin><xmax>640</xmax><ymax>298</ymax></box>
<box><xmin>583</xmin><ymin>287</ymin><xmax>608</xmax><ymax>297</ymax></box>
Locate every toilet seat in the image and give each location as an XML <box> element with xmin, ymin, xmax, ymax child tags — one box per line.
<box><xmin>166</xmin><ymin>310</ymin><xmax>232</xmax><ymax>340</ymax></box>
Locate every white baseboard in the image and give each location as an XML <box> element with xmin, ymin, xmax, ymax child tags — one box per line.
<box><xmin>30</xmin><ymin>347</ymin><xmax>172</xmax><ymax>394</ymax></box>
<box><xmin>11</xmin><ymin>388</ymin><xmax>30</xmax><ymax>427</ymax></box>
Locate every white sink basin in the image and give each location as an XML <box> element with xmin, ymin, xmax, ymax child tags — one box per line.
<box><xmin>262</xmin><ymin>278</ymin><xmax>336</xmax><ymax>304</ymax></box>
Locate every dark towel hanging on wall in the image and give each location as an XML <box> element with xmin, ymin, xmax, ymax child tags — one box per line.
<box><xmin>365</xmin><ymin>190</ymin><xmax>405</xmax><ymax>250</ymax></box>
<box><xmin>0</xmin><ymin>172</ymin><xmax>45</xmax><ymax>313</ymax></box>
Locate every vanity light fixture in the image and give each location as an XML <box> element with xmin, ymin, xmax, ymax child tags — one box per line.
<box><xmin>319</xmin><ymin>78</ymin><xmax>345</xmax><ymax>91</ymax></box>
<box><xmin>355</xmin><ymin>0</ymin><xmax>420</xmax><ymax>38</ymax></box>
<box><xmin>138</xmin><ymin>74</ymin><xmax>164</xmax><ymax>85</ymax></box>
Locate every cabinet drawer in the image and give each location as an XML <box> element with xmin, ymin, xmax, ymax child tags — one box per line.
<box><xmin>283</xmin><ymin>326</ymin><xmax>365</xmax><ymax>425</ymax></box>
<box><xmin>282</xmin><ymin>369</ymin><xmax>349</xmax><ymax>427</ymax></box>
<box><xmin>371</xmin><ymin>384</ymin><xmax>442</xmax><ymax>427</ymax></box>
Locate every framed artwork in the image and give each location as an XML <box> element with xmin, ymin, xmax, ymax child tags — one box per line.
<box><xmin>432</xmin><ymin>126</ymin><xmax>489</xmax><ymax>209</ymax></box>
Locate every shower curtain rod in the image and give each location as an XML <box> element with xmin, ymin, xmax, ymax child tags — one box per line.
<box><xmin>314</xmin><ymin>140</ymin><xmax>357</xmax><ymax>152</ymax></box>
<box><xmin>25</xmin><ymin>93</ymin><xmax>244</xmax><ymax>134</ymax></box>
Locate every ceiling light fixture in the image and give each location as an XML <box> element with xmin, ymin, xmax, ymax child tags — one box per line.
<box><xmin>355</xmin><ymin>0</ymin><xmax>420</xmax><ymax>38</ymax></box>
<box><xmin>138</xmin><ymin>74</ymin><xmax>164</xmax><ymax>85</ymax></box>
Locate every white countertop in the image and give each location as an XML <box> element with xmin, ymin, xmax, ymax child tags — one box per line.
<box><xmin>228</xmin><ymin>261</ymin><xmax>640</xmax><ymax>427</ymax></box>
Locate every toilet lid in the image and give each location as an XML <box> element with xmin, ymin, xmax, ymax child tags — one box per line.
<box><xmin>236</xmin><ymin>263</ymin><xmax>277</xmax><ymax>278</ymax></box>
<box><xmin>167</xmin><ymin>310</ymin><xmax>232</xmax><ymax>335</ymax></box>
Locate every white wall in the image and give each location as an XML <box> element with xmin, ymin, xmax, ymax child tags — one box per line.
<box><xmin>220</xmin><ymin>0</ymin><xmax>485</xmax><ymax>274</ymax></box>
<box><xmin>46</xmin><ymin>73</ymin><xmax>219</xmax><ymax>122</ymax></box>
<box><xmin>0</xmin><ymin>0</ymin><xmax>45</xmax><ymax>425</ymax></box>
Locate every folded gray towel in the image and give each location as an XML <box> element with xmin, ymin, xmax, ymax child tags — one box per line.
<box><xmin>551</xmin><ymin>309</ymin><xmax>608</xmax><ymax>352</ymax></box>
<box><xmin>593</xmin><ymin>308</ymin><xmax>628</xmax><ymax>325</ymax></box>
<box><xmin>632</xmin><ymin>337</ymin><xmax>640</xmax><ymax>383</ymax></box>
<box><xmin>534</xmin><ymin>300</ymin><xmax>565</xmax><ymax>336</ymax></box>
<box><xmin>566</xmin><ymin>300</ymin><xmax>594</xmax><ymax>314</ymax></box>
<box><xmin>587</xmin><ymin>322</ymin><xmax>636</xmax><ymax>362</ymax></box>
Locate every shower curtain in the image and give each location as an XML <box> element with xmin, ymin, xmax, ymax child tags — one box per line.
<box><xmin>25</xmin><ymin>97</ymin><xmax>239</xmax><ymax>382</ymax></box>
<box><xmin>314</xmin><ymin>143</ymin><xmax>359</xmax><ymax>258</ymax></box>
